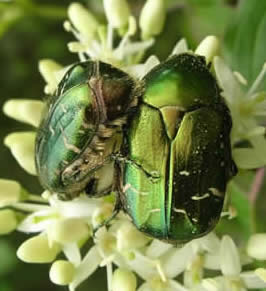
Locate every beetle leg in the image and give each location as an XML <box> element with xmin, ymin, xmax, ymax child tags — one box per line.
<box><xmin>111</xmin><ymin>152</ymin><xmax>160</xmax><ymax>181</ymax></box>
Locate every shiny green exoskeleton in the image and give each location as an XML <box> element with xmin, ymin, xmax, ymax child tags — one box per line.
<box><xmin>120</xmin><ymin>53</ymin><xmax>237</xmax><ymax>242</ymax></box>
<box><xmin>35</xmin><ymin>61</ymin><xmax>138</xmax><ymax>200</ymax></box>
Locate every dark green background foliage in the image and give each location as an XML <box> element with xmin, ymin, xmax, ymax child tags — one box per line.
<box><xmin>0</xmin><ymin>0</ymin><xmax>266</xmax><ymax>290</ymax></box>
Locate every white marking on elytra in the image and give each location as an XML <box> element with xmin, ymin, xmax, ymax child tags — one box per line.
<box><xmin>60</xmin><ymin>104</ymin><xmax>67</xmax><ymax>113</ymax></box>
<box><xmin>179</xmin><ymin>170</ymin><xmax>190</xmax><ymax>176</ymax></box>
<box><xmin>59</xmin><ymin>125</ymin><xmax>81</xmax><ymax>154</ymax></box>
<box><xmin>49</xmin><ymin>125</ymin><xmax>55</xmax><ymax>136</ymax></box>
<box><xmin>192</xmin><ymin>217</ymin><xmax>199</xmax><ymax>223</ymax></box>
<box><xmin>209</xmin><ymin>187</ymin><xmax>224</xmax><ymax>197</ymax></box>
<box><xmin>123</xmin><ymin>183</ymin><xmax>149</xmax><ymax>196</ymax></box>
<box><xmin>149</xmin><ymin>208</ymin><xmax>161</xmax><ymax>213</ymax></box>
<box><xmin>173</xmin><ymin>208</ymin><xmax>186</xmax><ymax>215</ymax></box>
<box><xmin>191</xmin><ymin>193</ymin><xmax>210</xmax><ymax>200</ymax></box>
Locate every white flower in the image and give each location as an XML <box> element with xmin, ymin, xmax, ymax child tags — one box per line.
<box><xmin>49</xmin><ymin>260</ymin><xmax>76</xmax><ymax>286</ymax></box>
<box><xmin>202</xmin><ymin>236</ymin><xmax>266</xmax><ymax>291</ymax></box>
<box><xmin>214</xmin><ymin>58</ymin><xmax>266</xmax><ymax>169</ymax></box>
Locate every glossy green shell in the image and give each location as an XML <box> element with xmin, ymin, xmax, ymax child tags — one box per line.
<box><xmin>121</xmin><ymin>53</ymin><xmax>237</xmax><ymax>242</ymax></box>
<box><xmin>35</xmin><ymin>61</ymin><xmax>136</xmax><ymax>199</ymax></box>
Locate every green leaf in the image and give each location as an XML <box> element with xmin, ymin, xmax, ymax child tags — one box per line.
<box><xmin>223</xmin><ymin>0</ymin><xmax>266</xmax><ymax>88</ymax></box>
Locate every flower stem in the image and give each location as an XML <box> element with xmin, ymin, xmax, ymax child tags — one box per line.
<box><xmin>248</xmin><ymin>167</ymin><xmax>265</xmax><ymax>203</ymax></box>
<box><xmin>27</xmin><ymin>194</ymin><xmax>47</xmax><ymax>203</ymax></box>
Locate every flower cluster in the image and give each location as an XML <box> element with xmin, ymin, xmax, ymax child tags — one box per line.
<box><xmin>1</xmin><ymin>1</ymin><xmax>266</xmax><ymax>291</ymax></box>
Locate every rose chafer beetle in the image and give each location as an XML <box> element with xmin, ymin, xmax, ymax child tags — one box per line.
<box><xmin>35</xmin><ymin>61</ymin><xmax>138</xmax><ymax>200</ymax></box>
<box><xmin>119</xmin><ymin>53</ymin><xmax>237</xmax><ymax>242</ymax></box>
<box><xmin>35</xmin><ymin>53</ymin><xmax>237</xmax><ymax>243</ymax></box>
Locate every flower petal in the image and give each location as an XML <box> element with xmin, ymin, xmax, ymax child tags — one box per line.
<box><xmin>161</xmin><ymin>244</ymin><xmax>194</xmax><ymax>279</ymax></box>
<box><xmin>116</xmin><ymin>221</ymin><xmax>150</xmax><ymax>252</ymax></box>
<box><xmin>145</xmin><ymin>239</ymin><xmax>173</xmax><ymax>259</ymax></box>
<box><xmin>220</xmin><ymin>235</ymin><xmax>241</xmax><ymax>276</ymax></box>
<box><xmin>39</xmin><ymin>59</ymin><xmax>63</xmax><ymax>94</ymax></box>
<box><xmin>4</xmin><ymin>131</ymin><xmax>36</xmax><ymax>175</ymax></box>
<box><xmin>247</xmin><ymin>233</ymin><xmax>266</xmax><ymax>260</ymax></box>
<box><xmin>171</xmin><ymin>38</ymin><xmax>189</xmax><ymax>55</ymax></box>
<box><xmin>168</xmin><ymin>279</ymin><xmax>188</xmax><ymax>291</ymax></box>
<box><xmin>17</xmin><ymin>233</ymin><xmax>61</xmax><ymax>263</ymax></box>
<box><xmin>213</xmin><ymin>57</ymin><xmax>243</xmax><ymax>104</ymax></box>
<box><xmin>0</xmin><ymin>178</ymin><xmax>21</xmax><ymax>206</ymax></box>
<box><xmin>204</xmin><ymin>253</ymin><xmax>221</xmax><ymax>270</ymax></box>
<box><xmin>112</xmin><ymin>268</ymin><xmax>137</xmax><ymax>291</ymax></box>
<box><xmin>202</xmin><ymin>278</ymin><xmax>223</xmax><ymax>291</ymax></box>
<box><xmin>3</xmin><ymin>99</ymin><xmax>44</xmax><ymax>127</ymax></box>
<box><xmin>0</xmin><ymin>209</ymin><xmax>18</xmax><ymax>234</ymax></box>
<box><xmin>241</xmin><ymin>270</ymin><xmax>266</xmax><ymax>289</ymax></box>
<box><xmin>17</xmin><ymin>209</ymin><xmax>56</xmax><ymax>233</ymax></box>
<box><xmin>191</xmin><ymin>232</ymin><xmax>220</xmax><ymax>254</ymax></box>
<box><xmin>69</xmin><ymin>246</ymin><xmax>102</xmax><ymax>291</ymax></box>
<box><xmin>195</xmin><ymin>35</ymin><xmax>219</xmax><ymax>64</ymax></box>
<box><xmin>53</xmin><ymin>196</ymin><xmax>102</xmax><ymax>218</ymax></box>
<box><xmin>63</xmin><ymin>243</ymin><xmax>81</xmax><ymax>266</ymax></box>
<box><xmin>137</xmin><ymin>282</ymin><xmax>153</xmax><ymax>291</ymax></box>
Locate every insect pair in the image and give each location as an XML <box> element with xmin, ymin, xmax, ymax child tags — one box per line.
<box><xmin>35</xmin><ymin>53</ymin><xmax>237</xmax><ymax>243</ymax></box>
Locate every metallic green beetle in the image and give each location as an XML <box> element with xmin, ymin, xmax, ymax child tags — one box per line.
<box><xmin>119</xmin><ymin>53</ymin><xmax>237</xmax><ymax>242</ymax></box>
<box><xmin>35</xmin><ymin>61</ymin><xmax>138</xmax><ymax>200</ymax></box>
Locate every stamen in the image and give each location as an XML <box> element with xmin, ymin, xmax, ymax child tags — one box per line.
<box><xmin>106</xmin><ymin>262</ymin><xmax>113</xmax><ymax>291</ymax></box>
<box><xmin>155</xmin><ymin>261</ymin><xmax>167</xmax><ymax>282</ymax></box>
<box><xmin>247</xmin><ymin>63</ymin><xmax>266</xmax><ymax>97</ymax></box>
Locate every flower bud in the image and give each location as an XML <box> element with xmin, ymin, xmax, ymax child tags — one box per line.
<box><xmin>68</xmin><ymin>3</ymin><xmax>98</xmax><ymax>40</ymax></box>
<box><xmin>17</xmin><ymin>233</ymin><xmax>61</xmax><ymax>263</ymax></box>
<box><xmin>39</xmin><ymin>59</ymin><xmax>63</xmax><ymax>94</ymax></box>
<box><xmin>255</xmin><ymin>268</ymin><xmax>266</xmax><ymax>283</ymax></box>
<box><xmin>4</xmin><ymin>132</ymin><xmax>36</xmax><ymax>175</ymax></box>
<box><xmin>247</xmin><ymin>234</ymin><xmax>266</xmax><ymax>260</ymax></box>
<box><xmin>195</xmin><ymin>35</ymin><xmax>219</xmax><ymax>64</ymax></box>
<box><xmin>49</xmin><ymin>260</ymin><xmax>75</xmax><ymax>285</ymax></box>
<box><xmin>139</xmin><ymin>0</ymin><xmax>166</xmax><ymax>40</ymax></box>
<box><xmin>48</xmin><ymin>218</ymin><xmax>90</xmax><ymax>244</ymax></box>
<box><xmin>3</xmin><ymin>99</ymin><xmax>44</xmax><ymax>127</ymax></box>
<box><xmin>0</xmin><ymin>179</ymin><xmax>21</xmax><ymax>206</ymax></box>
<box><xmin>103</xmin><ymin>0</ymin><xmax>130</xmax><ymax>29</ymax></box>
<box><xmin>112</xmin><ymin>268</ymin><xmax>137</xmax><ymax>291</ymax></box>
<box><xmin>0</xmin><ymin>209</ymin><xmax>17</xmax><ymax>234</ymax></box>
